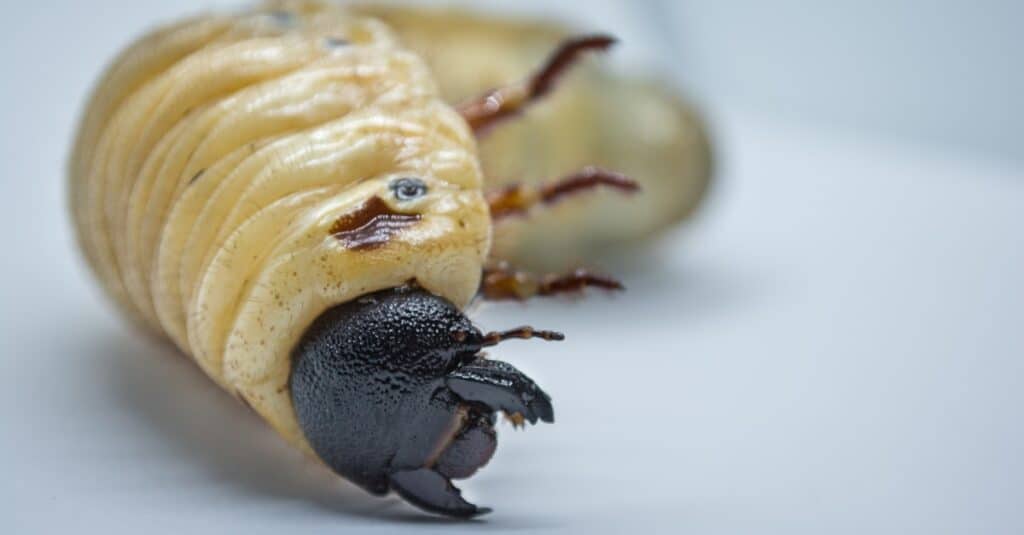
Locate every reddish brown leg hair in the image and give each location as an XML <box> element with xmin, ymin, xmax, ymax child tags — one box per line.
<box><xmin>481</xmin><ymin>261</ymin><xmax>624</xmax><ymax>301</ymax></box>
<box><xmin>457</xmin><ymin>34</ymin><xmax>617</xmax><ymax>134</ymax></box>
<box><xmin>487</xmin><ymin>166</ymin><xmax>640</xmax><ymax>221</ymax></box>
<box><xmin>467</xmin><ymin>35</ymin><xmax>629</xmax><ymax>303</ymax></box>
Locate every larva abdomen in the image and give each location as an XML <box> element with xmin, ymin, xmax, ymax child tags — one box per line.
<box><xmin>70</xmin><ymin>3</ymin><xmax>490</xmax><ymax>449</ymax></box>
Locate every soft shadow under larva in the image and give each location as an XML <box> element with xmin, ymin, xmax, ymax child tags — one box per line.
<box><xmin>87</xmin><ymin>327</ymin><xmax>563</xmax><ymax>527</ymax></box>
<box><xmin>90</xmin><ymin>327</ymin><xmax>407</xmax><ymax>520</ymax></box>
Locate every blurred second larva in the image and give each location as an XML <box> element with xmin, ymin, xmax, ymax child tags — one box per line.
<box><xmin>354</xmin><ymin>3</ymin><xmax>713</xmax><ymax>270</ymax></box>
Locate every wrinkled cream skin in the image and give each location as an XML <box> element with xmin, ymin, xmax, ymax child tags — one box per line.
<box><xmin>69</xmin><ymin>0</ymin><xmax>711</xmax><ymax>452</ymax></box>
<box><xmin>69</xmin><ymin>1</ymin><xmax>489</xmax><ymax>450</ymax></box>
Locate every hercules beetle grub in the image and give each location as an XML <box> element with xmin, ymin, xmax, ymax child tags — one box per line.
<box><xmin>65</xmin><ymin>1</ymin><xmax>704</xmax><ymax>518</ymax></box>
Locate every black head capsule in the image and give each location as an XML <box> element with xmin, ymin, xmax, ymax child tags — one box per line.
<box><xmin>289</xmin><ymin>286</ymin><xmax>557</xmax><ymax>518</ymax></box>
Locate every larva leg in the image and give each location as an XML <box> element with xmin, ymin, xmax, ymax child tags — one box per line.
<box><xmin>457</xmin><ymin>34</ymin><xmax>616</xmax><ymax>134</ymax></box>
<box><xmin>481</xmin><ymin>260</ymin><xmax>624</xmax><ymax>301</ymax></box>
<box><xmin>487</xmin><ymin>166</ymin><xmax>639</xmax><ymax>221</ymax></box>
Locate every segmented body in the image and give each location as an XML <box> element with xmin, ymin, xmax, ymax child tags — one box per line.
<box><xmin>69</xmin><ymin>0</ymin><xmax>712</xmax><ymax>457</ymax></box>
<box><xmin>69</xmin><ymin>3</ymin><xmax>488</xmax><ymax>450</ymax></box>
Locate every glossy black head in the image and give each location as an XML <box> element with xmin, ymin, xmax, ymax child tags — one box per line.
<box><xmin>290</xmin><ymin>286</ymin><xmax>555</xmax><ymax>518</ymax></box>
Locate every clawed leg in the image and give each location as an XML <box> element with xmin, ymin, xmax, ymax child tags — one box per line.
<box><xmin>457</xmin><ymin>34</ymin><xmax>616</xmax><ymax>134</ymax></box>
<box><xmin>482</xmin><ymin>261</ymin><xmax>624</xmax><ymax>301</ymax></box>
<box><xmin>487</xmin><ymin>166</ymin><xmax>640</xmax><ymax>221</ymax></box>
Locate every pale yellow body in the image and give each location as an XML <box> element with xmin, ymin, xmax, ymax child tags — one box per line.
<box><xmin>68</xmin><ymin>1</ymin><xmax>711</xmax><ymax>453</ymax></box>
<box><xmin>69</xmin><ymin>2</ymin><xmax>489</xmax><ymax>451</ymax></box>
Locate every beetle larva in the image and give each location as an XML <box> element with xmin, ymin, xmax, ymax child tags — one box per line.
<box><xmin>69</xmin><ymin>0</ymin><xmax>711</xmax><ymax>517</ymax></box>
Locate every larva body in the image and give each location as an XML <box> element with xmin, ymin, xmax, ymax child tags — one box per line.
<box><xmin>69</xmin><ymin>0</ymin><xmax>710</xmax><ymax>517</ymax></box>
<box><xmin>71</xmin><ymin>3</ymin><xmax>487</xmax><ymax>446</ymax></box>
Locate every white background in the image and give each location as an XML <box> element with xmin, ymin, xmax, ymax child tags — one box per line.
<box><xmin>2</xmin><ymin>1</ymin><xmax>1022</xmax><ymax>534</ymax></box>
